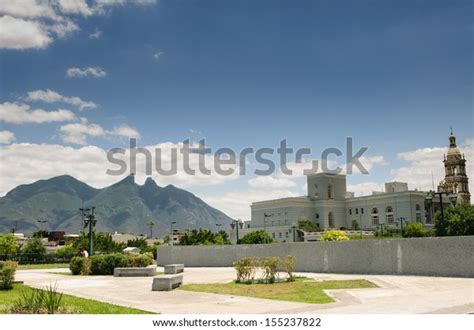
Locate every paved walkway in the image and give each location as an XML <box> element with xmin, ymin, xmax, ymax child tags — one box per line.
<box><xmin>16</xmin><ymin>267</ymin><xmax>474</xmax><ymax>314</ymax></box>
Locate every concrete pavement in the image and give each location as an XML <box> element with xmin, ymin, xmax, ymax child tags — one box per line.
<box><xmin>15</xmin><ymin>267</ymin><xmax>474</xmax><ymax>314</ymax></box>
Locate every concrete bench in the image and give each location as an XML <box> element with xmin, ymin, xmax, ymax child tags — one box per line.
<box><xmin>164</xmin><ymin>264</ymin><xmax>184</xmax><ymax>274</ymax></box>
<box><xmin>113</xmin><ymin>267</ymin><xmax>156</xmax><ymax>277</ymax></box>
<box><xmin>152</xmin><ymin>274</ymin><xmax>183</xmax><ymax>291</ymax></box>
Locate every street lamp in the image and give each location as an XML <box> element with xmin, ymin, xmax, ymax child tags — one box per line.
<box><xmin>80</xmin><ymin>206</ymin><xmax>97</xmax><ymax>256</ymax></box>
<box><xmin>263</xmin><ymin>213</ymin><xmax>273</xmax><ymax>232</ymax></box>
<box><xmin>396</xmin><ymin>217</ymin><xmax>407</xmax><ymax>237</ymax></box>
<box><xmin>170</xmin><ymin>221</ymin><xmax>176</xmax><ymax>245</ymax></box>
<box><xmin>427</xmin><ymin>191</ymin><xmax>457</xmax><ymax>236</ymax></box>
<box><xmin>37</xmin><ymin>219</ymin><xmax>47</xmax><ymax>231</ymax></box>
<box><xmin>231</xmin><ymin>219</ymin><xmax>241</xmax><ymax>244</ymax></box>
<box><xmin>216</xmin><ymin>223</ymin><xmax>222</xmax><ymax>232</ymax></box>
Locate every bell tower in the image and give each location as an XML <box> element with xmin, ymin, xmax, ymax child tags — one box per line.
<box><xmin>438</xmin><ymin>129</ymin><xmax>470</xmax><ymax>203</ymax></box>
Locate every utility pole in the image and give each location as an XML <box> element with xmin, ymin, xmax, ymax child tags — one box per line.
<box><xmin>263</xmin><ymin>213</ymin><xmax>273</xmax><ymax>232</ymax></box>
<box><xmin>80</xmin><ymin>206</ymin><xmax>97</xmax><ymax>256</ymax></box>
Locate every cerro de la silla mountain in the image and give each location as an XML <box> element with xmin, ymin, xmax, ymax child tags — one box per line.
<box><xmin>0</xmin><ymin>175</ymin><xmax>232</xmax><ymax>237</ymax></box>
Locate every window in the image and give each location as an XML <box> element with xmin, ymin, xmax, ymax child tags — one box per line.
<box><xmin>328</xmin><ymin>212</ymin><xmax>334</xmax><ymax>228</ymax></box>
<box><xmin>272</xmin><ymin>233</ymin><xmax>275</xmax><ymax>239</ymax></box>
<box><xmin>361</xmin><ymin>208</ymin><xmax>364</xmax><ymax>214</ymax></box>
<box><xmin>372</xmin><ymin>207</ymin><xmax>378</xmax><ymax>214</ymax></box>
<box><xmin>355</xmin><ymin>208</ymin><xmax>359</xmax><ymax>215</ymax></box>
<box><xmin>415</xmin><ymin>204</ymin><xmax>421</xmax><ymax>211</ymax></box>
<box><xmin>315</xmin><ymin>213</ymin><xmax>319</xmax><ymax>219</ymax></box>
<box><xmin>327</xmin><ymin>184</ymin><xmax>333</xmax><ymax>199</ymax></box>
<box><xmin>386</xmin><ymin>206</ymin><xmax>393</xmax><ymax>213</ymax></box>
<box><xmin>285</xmin><ymin>232</ymin><xmax>289</xmax><ymax>238</ymax></box>
<box><xmin>416</xmin><ymin>214</ymin><xmax>422</xmax><ymax>222</ymax></box>
<box><xmin>372</xmin><ymin>216</ymin><xmax>379</xmax><ymax>225</ymax></box>
<box><xmin>279</xmin><ymin>232</ymin><xmax>282</xmax><ymax>238</ymax></box>
<box><xmin>349</xmin><ymin>209</ymin><xmax>352</xmax><ymax>215</ymax></box>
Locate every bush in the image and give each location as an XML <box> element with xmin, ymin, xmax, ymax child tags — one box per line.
<box><xmin>233</xmin><ymin>257</ymin><xmax>258</xmax><ymax>284</ymax></box>
<box><xmin>89</xmin><ymin>253</ymin><xmax>127</xmax><ymax>275</ymax></box>
<box><xmin>403</xmin><ymin>222</ymin><xmax>427</xmax><ymax>238</ymax></box>
<box><xmin>298</xmin><ymin>219</ymin><xmax>319</xmax><ymax>232</ymax></box>
<box><xmin>238</xmin><ymin>230</ymin><xmax>273</xmax><ymax>244</ymax></box>
<box><xmin>69</xmin><ymin>256</ymin><xmax>91</xmax><ymax>275</ymax></box>
<box><xmin>435</xmin><ymin>203</ymin><xmax>474</xmax><ymax>236</ymax></box>
<box><xmin>21</xmin><ymin>237</ymin><xmax>47</xmax><ymax>261</ymax></box>
<box><xmin>280</xmin><ymin>256</ymin><xmax>295</xmax><ymax>282</ymax></box>
<box><xmin>351</xmin><ymin>220</ymin><xmax>360</xmax><ymax>230</ymax></box>
<box><xmin>260</xmin><ymin>257</ymin><xmax>279</xmax><ymax>283</ymax></box>
<box><xmin>11</xmin><ymin>283</ymin><xmax>64</xmax><ymax>314</ymax></box>
<box><xmin>0</xmin><ymin>234</ymin><xmax>20</xmax><ymax>257</ymax></box>
<box><xmin>320</xmin><ymin>230</ymin><xmax>350</xmax><ymax>241</ymax></box>
<box><xmin>125</xmin><ymin>253</ymin><xmax>154</xmax><ymax>267</ymax></box>
<box><xmin>0</xmin><ymin>260</ymin><xmax>17</xmax><ymax>290</ymax></box>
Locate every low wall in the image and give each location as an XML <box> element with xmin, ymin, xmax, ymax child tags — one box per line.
<box><xmin>157</xmin><ymin>236</ymin><xmax>474</xmax><ymax>277</ymax></box>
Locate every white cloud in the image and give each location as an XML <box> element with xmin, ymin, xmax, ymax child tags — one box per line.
<box><xmin>0</xmin><ymin>140</ymin><xmax>240</xmax><ymax>196</ymax></box>
<box><xmin>391</xmin><ymin>138</ymin><xmax>474</xmax><ymax>194</ymax></box>
<box><xmin>66</xmin><ymin>66</ymin><xmax>107</xmax><ymax>78</ymax></box>
<box><xmin>0</xmin><ymin>102</ymin><xmax>76</xmax><ymax>124</ymax></box>
<box><xmin>56</xmin><ymin>0</ymin><xmax>93</xmax><ymax>16</ymax></box>
<box><xmin>153</xmin><ymin>51</ymin><xmax>164</xmax><ymax>60</ymax></box>
<box><xmin>202</xmin><ymin>189</ymin><xmax>299</xmax><ymax>220</ymax></box>
<box><xmin>0</xmin><ymin>15</ymin><xmax>52</xmax><ymax>49</ymax></box>
<box><xmin>26</xmin><ymin>89</ymin><xmax>97</xmax><ymax>110</ymax></box>
<box><xmin>0</xmin><ymin>0</ymin><xmax>58</xmax><ymax>19</ymax></box>
<box><xmin>89</xmin><ymin>29</ymin><xmax>102</xmax><ymax>39</ymax></box>
<box><xmin>110</xmin><ymin>124</ymin><xmax>141</xmax><ymax>139</ymax></box>
<box><xmin>0</xmin><ymin>131</ymin><xmax>16</xmax><ymax>144</ymax></box>
<box><xmin>248</xmin><ymin>176</ymin><xmax>296</xmax><ymax>189</ymax></box>
<box><xmin>346</xmin><ymin>181</ymin><xmax>385</xmax><ymax>197</ymax></box>
<box><xmin>59</xmin><ymin>119</ymin><xmax>107</xmax><ymax>145</ymax></box>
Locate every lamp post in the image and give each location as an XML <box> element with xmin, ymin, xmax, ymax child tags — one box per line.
<box><xmin>216</xmin><ymin>223</ymin><xmax>222</xmax><ymax>233</ymax></box>
<box><xmin>263</xmin><ymin>213</ymin><xmax>273</xmax><ymax>232</ymax></box>
<box><xmin>231</xmin><ymin>219</ymin><xmax>241</xmax><ymax>244</ymax></box>
<box><xmin>81</xmin><ymin>206</ymin><xmax>96</xmax><ymax>256</ymax></box>
<box><xmin>427</xmin><ymin>191</ymin><xmax>457</xmax><ymax>236</ymax></box>
<box><xmin>170</xmin><ymin>221</ymin><xmax>176</xmax><ymax>245</ymax></box>
<box><xmin>396</xmin><ymin>217</ymin><xmax>407</xmax><ymax>237</ymax></box>
<box><xmin>37</xmin><ymin>219</ymin><xmax>47</xmax><ymax>231</ymax></box>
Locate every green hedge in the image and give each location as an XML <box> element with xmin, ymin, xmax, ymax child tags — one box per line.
<box><xmin>0</xmin><ymin>260</ymin><xmax>17</xmax><ymax>290</ymax></box>
<box><xmin>70</xmin><ymin>253</ymin><xmax>154</xmax><ymax>276</ymax></box>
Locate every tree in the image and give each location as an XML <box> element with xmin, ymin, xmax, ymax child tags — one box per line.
<box><xmin>22</xmin><ymin>237</ymin><xmax>46</xmax><ymax>259</ymax></box>
<box><xmin>32</xmin><ymin>230</ymin><xmax>49</xmax><ymax>238</ymax></box>
<box><xmin>178</xmin><ymin>229</ymin><xmax>231</xmax><ymax>245</ymax></box>
<box><xmin>147</xmin><ymin>220</ymin><xmax>156</xmax><ymax>238</ymax></box>
<box><xmin>238</xmin><ymin>230</ymin><xmax>273</xmax><ymax>244</ymax></box>
<box><xmin>403</xmin><ymin>222</ymin><xmax>427</xmax><ymax>238</ymax></box>
<box><xmin>435</xmin><ymin>203</ymin><xmax>474</xmax><ymax>236</ymax></box>
<box><xmin>320</xmin><ymin>230</ymin><xmax>349</xmax><ymax>241</ymax></box>
<box><xmin>127</xmin><ymin>237</ymin><xmax>149</xmax><ymax>251</ymax></box>
<box><xmin>298</xmin><ymin>219</ymin><xmax>319</xmax><ymax>232</ymax></box>
<box><xmin>0</xmin><ymin>234</ymin><xmax>20</xmax><ymax>257</ymax></box>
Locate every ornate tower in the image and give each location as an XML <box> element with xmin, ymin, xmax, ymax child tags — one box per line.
<box><xmin>438</xmin><ymin>129</ymin><xmax>470</xmax><ymax>203</ymax></box>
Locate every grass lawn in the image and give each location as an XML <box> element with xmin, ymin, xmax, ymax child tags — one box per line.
<box><xmin>0</xmin><ymin>284</ymin><xmax>151</xmax><ymax>314</ymax></box>
<box><xmin>181</xmin><ymin>278</ymin><xmax>376</xmax><ymax>304</ymax></box>
<box><xmin>17</xmin><ymin>264</ymin><xmax>70</xmax><ymax>270</ymax></box>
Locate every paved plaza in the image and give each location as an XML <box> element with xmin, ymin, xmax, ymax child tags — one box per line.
<box><xmin>16</xmin><ymin>267</ymin><xmax>474</xmax><ymax>314</ymax></box>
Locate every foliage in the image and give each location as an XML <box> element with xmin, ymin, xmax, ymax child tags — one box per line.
<box><xmin>298</xmin><ymin>219</ymin><xmax>319</xmax><ymax>232</ymax></box>
<box><xmin>89</xmin><ymin>253</ymin><xmax>128</xmax><ymax>275</ymax></box>
<box><xmin>22</xmin><ymin>237</ymin><xmax>47</xmax><ymax>259</ymax></box>
<box><xmin>320</xmin><ymin>230</ymin><xmax>350</xmax><ymax>241</ymax></box>
<box><xmin>238</xmin><ymin>230</ymin><xmax>273</xmax><ymax>244</ymax></box>
<box><xmin>178</xmin><ymin>229</ymin><xmax>231</xmax><ymax>245</ymax></box>
<box><xmin>435</xmin><ymin>203</ymin><xmax>474</xmax><ymax>236</ymax></box>
<box><xmin>403</xmin><ymin>222</ymin><xmax>428</xmax><ymax>238</ymax></box>
<box><xmin>233</xmin><ymin>257</ymin><xmax>258</xmax><ymax>284</ymax></box>
<box><xmin>260</xmin><ymin>257</ymin><xmax>280</xmax><ymax>283</ymax></box>
<box><xmin>69</xmin><ymin>257</ymin><xmax>91</xmax><ymax>275</ymax></box>
<box><xmin>54</xmin><ymin>244</ymin><xmax>78</xmax><ymax>261</ymax></box>
<box><xmin>0</xmin><ymin>261</ymin><xmax>17</xmax><ymax>290</ymax></box>
<box><xmin>0</xmin><ymin>234</ymin><xmax>20</xmax><ymax>257</ymax></box>
<box><xmin>11</xmin><ymin>283</ymin><xmax>63</xmax><ymax>314</ymax></box>
<box><xmin>125</xmin><ymin>253</ymin><xmax>154</xmax><ymax>267</ymax></box>
<box><xmin>127</xmin><ymin>237</ymin><xmax>149</xmax><ymax>251</ymax></box>
<box><xmin>351</xmin><ymin>220</ymin><xmax>359</xmax><ymax>230</ymax></box>
<box><xmin>32</xmin><ymin>230</ymin><xmax>49</xmax><ymax>238</ymax></box>
<box><xmin>280</xmin><ymin>256</ymin><xmax>295</xmax><ymax>282</ymax></box>
<box><xmin>71</xmin><ymin>233</ymin><xmax>125</xmax><ymax>254</ymax></box>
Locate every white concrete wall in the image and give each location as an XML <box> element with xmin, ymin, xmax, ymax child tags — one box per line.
<box><xmin>157</xmin><ymin>236</ymin><xmax>474</xmax><ymax>277</ymax></box>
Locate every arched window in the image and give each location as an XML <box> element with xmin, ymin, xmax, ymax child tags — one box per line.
<box><xmin>327</xmin><ymin>184</ymin><xmax>333</xmax><ymax>199</ymax></box>
<box><xmin>386</xmin><ymin>206</ymin><xmax>394</xmax><ymax>225</ymax></box>
<box><xmin>371</xmin><ymin>208</ymin><xmax>379</xmax><ymax>225</ymax></box>
<box><xmin>328</xmin><ymin>212</ymin><xmax>334</xmax><ymax>228</ymax></box>
<box><xmin>415</xmin><ymin>204</ymin><xmax>421</xmax><ymax>211</ymax></box>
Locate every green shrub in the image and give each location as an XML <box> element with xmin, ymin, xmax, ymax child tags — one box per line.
<box><xmin>0</xmin><ymin>260</ymin><xmax>17</xmax><ymax>290</ymax></box>
<box><xmin>89</xmin><ymin>253</ymin><xmax>127</xmax><ymax>275</ymax></box>
<box><xmin>233</xmin><ymin>257</ymin><xmax>258</xmax><ymax>284</ymax></box>
<box><xmin>280</xmin><ymin>256</ymin><xmax>295</xmax><ymax>282</ymax></box>
<box><xmin>260</xmin><ymin>257</ymin><xmax>279</xmax><ymax>283</ymax></box>
<box><xmin>320</xmin><ymin>230</ymin><xmax>350</xmax><ymax>241</ymax></box>
<box><xmin>11</xmin><ymin>283</ymin><xmax>64</xmax><ymax>314</ymax></box>
<box><xmin>238</xmin><ymin>230</ymin><xmax>273</xmax><ymax>244</ymax></box>
<box><xmin>0</xmin><ymin>234</ymin><xmax>20</xmax><ymax>256</ymax></box>
<box><xmin>404</xmin><ymin>222</ymin><xmax>427</xmax><ymax>238</ymax></box>
<box><xmin>125</xmin><ymin>253</ymin><xmax>154</xmax><ymax>267</ymax></box>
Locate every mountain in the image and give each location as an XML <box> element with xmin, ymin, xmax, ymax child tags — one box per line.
<box><xmin>0</xmin><ymin>175</ymin><xmax>233</xmax><ymax>237</ymax></box>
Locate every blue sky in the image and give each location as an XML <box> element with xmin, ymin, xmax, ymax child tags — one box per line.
<box><xmin>0</xmin><ymin>0</ymin><xmax>473</xmax><ymax>219</ymax></box>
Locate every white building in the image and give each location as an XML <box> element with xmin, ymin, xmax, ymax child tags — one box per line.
<box><xmin>232</xmin><ymin>173</ymin><xmax>428</xmax><ymax>243</ymax></box>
